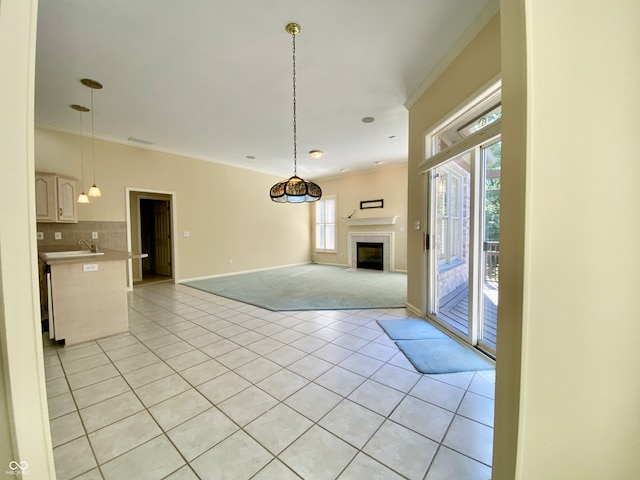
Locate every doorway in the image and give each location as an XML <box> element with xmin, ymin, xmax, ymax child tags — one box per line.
<box><xmin>425</xmin><ymin>135</ymin><xmax>501</xmax><ymax>357</ymax></box>
<box><xmin>126</xmin><ymin>189</ymin><xmax>176</xmax><ymax>288</ymax></box>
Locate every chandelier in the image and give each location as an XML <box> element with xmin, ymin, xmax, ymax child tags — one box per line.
<box><xmin>269</xmin><ymin>23</ymin><xmax>322</xmax><ymax>203</ymax></box>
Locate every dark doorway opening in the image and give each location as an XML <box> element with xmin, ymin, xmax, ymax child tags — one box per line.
<box><xmin>357</xmin><ymin>242</ymin><xmax>384</xmax><ymax>271</ymax></box>
<box><xmin>140</xmin><ymin>198</ymin><xmax>172</xmax><ymax>282</ymax></box>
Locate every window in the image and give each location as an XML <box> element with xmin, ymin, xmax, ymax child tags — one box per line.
<box><xmin>315</xmin><ymin>195</ymin><xmax>336</xmax><ymax>252</ymax></box>
<box><xmin>436</xmin><ymin>165</ymin><xmax>464</xmax><ymax>267</ymax></box>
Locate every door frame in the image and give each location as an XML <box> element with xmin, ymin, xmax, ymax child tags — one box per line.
<box><xmin>125</xmin><ymin>187</ymin><xmax>178</xmax><ymax>290</ymax></box>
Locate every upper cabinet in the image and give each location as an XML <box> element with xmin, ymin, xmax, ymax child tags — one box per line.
<box><xmin>35</xmin><ymin>172</ymin><xmax>78</xmax><ymax>223</ymax></box>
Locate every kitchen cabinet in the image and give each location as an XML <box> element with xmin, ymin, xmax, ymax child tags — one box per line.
<box><xmin>35</xmin><ymin>172</ymin><xmax>78</xmax><ymax>223</ymax></box>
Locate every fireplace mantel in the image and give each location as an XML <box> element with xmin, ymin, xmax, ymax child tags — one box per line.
<box><xmin>345</xmin><ymin>216</ymin><xmax>398</xmax><ymax>226</ymax></box>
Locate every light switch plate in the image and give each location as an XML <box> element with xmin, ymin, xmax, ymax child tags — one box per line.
<box><xmin>91</xmin><ymin>232</ymin><xmax>98</xmax><ymax>239</ymax></box>
<box><xmin>54</xmin><ymin>232</ymin><xmax>62</xmax><ymax>240</ymax></box>
<box><xmin>83</xmin><ymin>264</ymin><xmax>99</xmax><ymax>272</ymax></box>
<box><xmin>183</xmin><ymin>231</ymin><xmax>190</xmax><ymax>237</ymax></box>
<box><xmin>37</xmin><ymin>232</ymin><xmax>44</xmax><ymax>240</ymax></box>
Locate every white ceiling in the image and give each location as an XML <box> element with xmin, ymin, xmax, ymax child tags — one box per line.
<box><xmin>35</xmin><ymin>0</ymin><xmax>493</xmax><ymax>180</ymax></box>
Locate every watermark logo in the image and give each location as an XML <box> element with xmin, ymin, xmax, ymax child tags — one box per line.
<box><xmin>6</xmin><ymin>461</ymin><xmax>30</xmax><ymax>476</ymax></box>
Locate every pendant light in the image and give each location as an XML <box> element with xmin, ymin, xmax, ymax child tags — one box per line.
<box><xmin>71</xmin><ymin>104</ymin><xmax>90</xmax><ymax>203</ymax></box>
<box><xmin>270</xmin><ymin>23</ymin><xmax>322</xmax><ymax>203</ymax></box>
<box><xmin>81</xmin><ymin>78</ymin><xmax>103</xmax><ymax>197</ymax></box>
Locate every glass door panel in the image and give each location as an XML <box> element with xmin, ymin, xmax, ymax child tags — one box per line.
<box><xmin>478</xmin><ymin>140</ymin><xmax>501</xmax><ymax>353</ymax></box>
<box><xmin>430</xmin><ymin>152</ymin><xmax>472</xmax><ymax>337</ymax></box>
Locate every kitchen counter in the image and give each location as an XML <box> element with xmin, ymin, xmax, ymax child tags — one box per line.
<box><xmin>38</xmin><ymin>246</ymin><xmax>147</xmax><ymax>346</ymax></box>
<box><xmin>38</xmin><ymin>246</ymin><xmax>147</xmax><ymax>265</ymax></box>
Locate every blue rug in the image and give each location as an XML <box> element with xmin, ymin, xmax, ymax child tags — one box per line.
<box><xmin>182</xmin><ymin>264</ymin><xmax>406</xmax><ymax>311</ymax></box>
<box><xmin>377</xmin><ymin>319</ymin><xmax>493</xmax><ymax>374</ymax></box>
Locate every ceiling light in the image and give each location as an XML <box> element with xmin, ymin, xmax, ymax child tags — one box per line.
<box><xmin>71</xmin><ymin>104</ymin><xmax>90</xmax><ymax>203</ymax></box>
<box><xmin>361</xmin><ymin>116</ymin><xmax>375</xmax><ymax>124</ymax></box>
<box><xmin>375</xmin><ymin>161</ymin><xmax>384</xmax><ymax>165</ymax></box>
<box><xmin>270</xmin><ymin>23</ymin><xmax>322</xmax><ymax>203</ymax></box>
<box><xmin>81</xmin><ymin>78</ymin><xmax>103</xmax><ymax>198</ymax></box>
<box><xmin>309</xmin><ymin>150</ymin><xmax>323</xmax><ymax>159</ymax></box>
<box><xmin>245</xmin><ymin>155</ymin><xmax>256</xmax><ymax>160</ymax></box>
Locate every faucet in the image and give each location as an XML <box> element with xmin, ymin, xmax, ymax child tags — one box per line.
<box><xmin>78</xmin><ymin>238</ymin><xmax>98</xmax><ymax>253</ymax></box>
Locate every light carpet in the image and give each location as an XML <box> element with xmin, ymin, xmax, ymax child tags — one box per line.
<box><xmin>182</xmin><ymin>264</ymin><xmax>406</xmax><ymax>311</ymax></box>
<box><xmin>377</xmin><ymin>319</ymin><xmax>494</xmax><ymax>374</ymax></box>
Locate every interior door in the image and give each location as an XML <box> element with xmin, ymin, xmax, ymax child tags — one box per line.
<box><xmin>153</xmin><ymin>200</ymin><xmax>172</xmax><ymax>276</ymax></box>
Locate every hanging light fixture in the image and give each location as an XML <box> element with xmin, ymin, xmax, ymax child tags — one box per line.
<box><xmin>81</xmin><ymin>78</ymin><xmax>103</xmax><ymax>197</ymax></box>
<box><xmin>270</xmin><ymin>23</ymin><xmax>322</xmax><ymax>203</ymax></box>
<box><xmin>71</xmin><ymin>104</ymin><xmax>90</xmax><ymax>203</ymax></box>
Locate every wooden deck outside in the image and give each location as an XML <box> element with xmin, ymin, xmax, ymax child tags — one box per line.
<box><xmin>436</xmin><ymin>281</ymin><xmax>498</xmax><ymax>350</ymax></box>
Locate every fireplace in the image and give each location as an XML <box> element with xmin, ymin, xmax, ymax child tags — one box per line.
<box><xmin>357</xmin><ymin>242</ymin><xmax>384</xmax><ymax>271</ymax></box>
<box><xmin>348</xmin><ymin>232</ymin><xmax>394</xmax><ymax>272</ymax></box>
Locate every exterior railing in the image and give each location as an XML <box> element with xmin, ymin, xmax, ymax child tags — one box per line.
<box><xmin>484</xmin><ymin>241</ymin><xmax>499</xmax><ymax>281</ymax></box>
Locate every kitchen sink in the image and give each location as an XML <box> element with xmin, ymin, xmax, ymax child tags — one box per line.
<box><xmin>43</xmin><ymin>250</ymin><xmax>105</xmax><ymax>259</ymax></box>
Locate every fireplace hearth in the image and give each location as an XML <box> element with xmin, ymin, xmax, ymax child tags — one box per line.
<box><xmin>357</xmin><ymin>242</ymin><xmax>384</xmax><ymax>271</ymax></box>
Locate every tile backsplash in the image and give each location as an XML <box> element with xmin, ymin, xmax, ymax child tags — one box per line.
<box><xmin>37</xmin><ymin>221</ymin><xmax>128</xmax><ymax>251</ymax></box>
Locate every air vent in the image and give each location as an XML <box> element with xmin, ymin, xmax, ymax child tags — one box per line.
<box><xmin>127</xmin><ymin>137</ymin><xmax>154</xmax><ymax>145</ymax></box>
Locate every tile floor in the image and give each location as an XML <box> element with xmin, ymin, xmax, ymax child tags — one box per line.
<box><xmin>44</xmin><ymin>283</ymin><xmax>495</xmax><ymax>480</ymax></box>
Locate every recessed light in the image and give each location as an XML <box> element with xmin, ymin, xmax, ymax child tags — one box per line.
<box><xmin>374</xmin><ymin>161</ymin><xmax>384</xmax><ymax>165</ymax></box>
<box><xmin>340</xmin><ymin>168</ymin><xmax>349</xmax><ymax>173</ymax></box>
<box><xmin>389</xmin><ymin>135</ymin><xmax>396</xmax><ymax>139</ymax></box>
<box><xmin>245</xmin><ymin>155</ymin><xmax>256</xmax><ymax>160</ymax></box>
<box><xmin>361</xmin><ymin>116</ymin><xmax>375</xmax><ymax>124</ymax></box>
<box><xmin>309</xmin><ymin>150</ymin><xmax>323</xmax><ymax>159</ymax></box>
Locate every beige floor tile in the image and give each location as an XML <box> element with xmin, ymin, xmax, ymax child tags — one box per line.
<box><xmin>442</xmin><ymin>415</ymin><xmax>494</xmax><ymax>466</ymax></box>
<box><xmin>410</xmin><ymin>376</ymin><xmax>466</xmax><ymax>412</ymax></box>
<box><xmin>197</xmin><ymin>371</ymin><xmax>251</xmax><ymax>404</ymax></box>
<box><xmin>179</xmin><ymin>358</ymin><xmax>228</xmax><ymax>386</ymax></box>
<box><xmin>458</xmin><ymin>391</ymin><xmax>495</xmax><ymax>427</ymax></box>
<box><xmin>363</xmin><ymin>420</ymin><xmax>438</xmax><ymax>479</ymax></box>
<box><xmin>252</xmin><ymin>459</ymin><xmax>302</xmax><ymax>480</ymax></box>
<box><xmin>167</xmin><ymin>408</ymin><xmax>238</xmax><ymax>461</ymax></box>
<box><xmin>284</xmin><ymin>383</ymin><xmax>342</xmax><ymax>422</ymax></box>
<box><xmin>425</xmin><ymin>446</ymin><xmax>492</xmax><ymax>480</ymax></box>
<box><xmin>256</xmin><ymin>369</ymin><xmax>309</xmax><ymax>400</ymax></box>
<box><xmin>280</xmin><ymin>425</ymin><xmax>357</xmax><ymax>480</ymax></box>
<box><xmin>319</xmin><ymin>399</ymin><xmax>385</xmax><ymax>448</ymax></box>
<box><xmin>123</xmin><ymin>361</ymin><xmax>173</xmax><ymax>388</ymax></box>
<box><xmin>135</xmin><ymin>373</ymin><xmax>192</xmax><ymax>407</ymax></box>
<box><xmin>164</xmin><ymin>348</ymin><xmax>210</xmax><ymax>371</ymax></box>
<box><xmin>72</xmin><ymin>376</ymin><xmax>130</xmax><ymax>409</ymax></box>
<box><xmin>100</xmin><ymin>435</ymin><xmax>185</xmax><ymax>480</ymax></box>
<box><xmin>218</xmin><ymin>386</ymin><xmax>279</xmax><ymax>426</ymax></box>
<box><xmin>370</xmin><ymin>363</ymin><xmax>421</xmax><ymax>392</ymax></box>
<box><xmin>337</xmin><ymin>453</ymin><xmax>404</xmax><ymax>480</ymax></box>
<box><xmin>89</xmin><ymin>410</ymin><xmax>161</xmax><ymax>464</ymax></box>
<box><xmin>339</xmin><ymin>352</ymin><xmax>384</xmax><ymax>377</ymax></box>
<box><xmin>190</xmin><ymin>431</ymin><xmax>272</xmax><ymax>480</ymax></box>
<box><xmin>348</xmin><ymin>379</ymin><xmax>405</xmax><ymax>416</ymax></box>
<box><xmin>80</xmin><ymin>390</ymin><xmax>144</xmax><ymax>433</ymax></box>
<box><xmin>263</xmin><ymin>345</ymin><xmax>307</xmax><ymax>366</ymax></box>
<box><xmin>287</xmin><ymin>355</ymin><xmax>333</xmax><ymax>380</ymax></box>
<box><xmin>46</xmin><ymin>377</ymin><xmax>70</xmax><ymax>398</ymax></box>
<box><xmin>390</xmin><ymin>395</ymin><xmax>454</xmax><ymax>442</ymax></box>
<box><xmin>66</xmin><ymin>363</ymin><xmax>120</xmax><ymax>390</ymax></box>
<box><xmin>61</xmin><ymin>352</ymin><xmax>111</xmax><ymax>375</ymax></box>
<box><xmin>244</xmin><ymin>403</ymin><xmax>313</xmax><ymax>455</ymax></box>
<box><xmin>113</xmin><ymin>351</ymin><xmax>161</xmax><ymax>374</ymax></box>
<box><xmin>314</xmin><ymin>366</ymin><xmax>366</xmax><ymax>397</ymax></box>
<box><xmin>50</xmin><ymin>411</ymin><xmax>85</xmax><ymax>447</ymax></box>
<box><xmin>149</xmin><ymin>389</ymin><xmax>212</xmax><ymax>431</ymax></box>
<box><xmin>235</xmin><ymin>357</ymin><xmax>282</xmax><ymax>384</ymax></box>
<box><xmin>53</xmin><ymin>436</ymin><xmax>97</xmax><ymax>480</ymax></box>
<box><xmin>48</xmin><ymin>392</ymin><xmax>77</xmax><ymax>419</ymax></box>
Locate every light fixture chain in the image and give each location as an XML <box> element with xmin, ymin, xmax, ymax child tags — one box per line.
<box><xmin>79</xmin><ymin>110</ymin><xmax>85</xmax><ymax>188</ymax></box>
<box><xmin>292</xmin><ymin>31</ymin><xmax>297</xmax><ymax>175</ymax></box>
<box><xmin>90</xmin><ymin>88</ymin><xmax>96</xmax><ymax>184</ymax></box>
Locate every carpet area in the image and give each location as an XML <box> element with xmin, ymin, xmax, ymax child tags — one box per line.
<box><xmin>182</xmin><ymin>264</ymin><xmax>406</xmax><ymax>311</ymax></box>
<box><xmin>377</xmin><ymin>319</ymin><xmax>494</xmax><ymax>374</ymax></box>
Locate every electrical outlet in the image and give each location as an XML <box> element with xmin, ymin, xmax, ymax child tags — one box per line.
<box><xmin>228</xmin><ymin>259</ymin><xmax>233</xmax><ymax>266</ymax></box>
<box><xmin>54</xmin><ymin>232</ymin><xmax>62</xmax><ymax>240</ymax></box>
<box><xmin>91</xmin><ymin>231</ymin><xmax>98</xmax><ymax>239</ymax></box>
<box><xmin>37</xmin><ymin>232</ymin><xmax>44</xmax><ymax>240</ymax></box>
<box><xmin>183</xmin><ymin>231</ymin><xmax>190</xmax><ymax>237</ymax></box>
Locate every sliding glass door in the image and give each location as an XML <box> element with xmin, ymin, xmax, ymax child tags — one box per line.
<box><xmin>426</xmin><ymin>137</ymin><xmax>501</xmax><ymax>357</ymax></box>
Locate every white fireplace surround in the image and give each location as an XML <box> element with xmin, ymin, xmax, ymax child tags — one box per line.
<box><xmin>348</xmin><ymin>232</ymin><xmax>395</xmax><ymax>272</ymax></box>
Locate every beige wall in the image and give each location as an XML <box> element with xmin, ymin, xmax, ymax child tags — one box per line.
<box><xmin>312</xmin><ymin>164</ymin><xmax>408</xmax><ymax>271</ymax></box>
<box><xmin>407</xmin><ymin>14</ymin><xmax>501</xmax><ymax>312</ymax></box>
<box><xmin>0</xmin><ymin>0</ymin><xmax>57</xmax><ymax>477</ymax></box>
<box><xmin>35</xmin><ymin>129</ymin><xmax>311</xmax><ymax>280</ymax></box>
<box><xmin>500</xmin><ymin>1</ymin><xmax>640</xmax><ymax>478</ymax></box>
